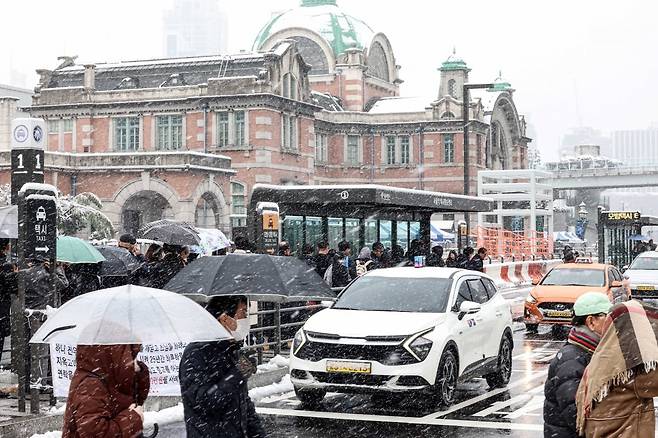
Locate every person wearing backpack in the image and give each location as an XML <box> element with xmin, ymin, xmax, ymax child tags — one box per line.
<box><xmin>355</xmin><ymin>247</ymin><xmax>375</xmax><ymax>276</ymax></box>
<box><xmin>324</xmin><ymin>241</ymin><xmax>356</xmax><ymax>288</ymax></box>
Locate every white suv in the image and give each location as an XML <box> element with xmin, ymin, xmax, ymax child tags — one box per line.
<box><xmin>624</xmin><ymin>251</ymin><xmax>658</xmax><ymax>300</ymax></box>
<box><xmin>289</xmin><ymin>267</ymin><xmax>513</xmax><ymax>407</ymax></box>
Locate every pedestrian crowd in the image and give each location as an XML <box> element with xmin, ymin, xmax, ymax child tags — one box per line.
<box><xmin>285</xmin><ymin>238</ymin><xmax>488</xmax><ymax>288</ymax></box>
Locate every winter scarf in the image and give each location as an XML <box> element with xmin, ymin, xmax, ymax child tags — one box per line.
<box><xmin>576</xmin><ymin>300</ymin><xmax>658</xmax><ymax>434</ymax></box>
<box><xmin>568</xmin><ymin>325</ymin><xmax>601</xmax><ymax>354</ymax></box>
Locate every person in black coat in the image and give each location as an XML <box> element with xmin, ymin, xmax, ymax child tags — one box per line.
<box><xmin>313</xmin><ymin>241</ymin><xmax>333</xmax><ymax>278</ymax></box>
<box><xmin>543</xmin><ymin>292</ymin><xmax>611</xmax><ymax>438</ymax></box>
<box><xmin>466</xmin><ymin>247</ymin><xmax>486</xmax><ymax>272</ymax></box>
<box><xmin>148</xmin><ymin>244</ymin><xmax>189</xmax><ymax>289</ymax></box>
<box><xmin>179</xmin><ymin>296</ymin><xmax>266</xmax><ymax>438</ymax></box>
<box><xmin>426</xmin><ymin>245</ymin><xmax>445</xmax><ymax>267</ymax></box>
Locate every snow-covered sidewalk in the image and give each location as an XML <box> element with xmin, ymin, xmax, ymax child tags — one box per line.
<box><xmin>29</xmin><ymin>372</ymin><xmax>293</xmax><ymax>438</ymax></box>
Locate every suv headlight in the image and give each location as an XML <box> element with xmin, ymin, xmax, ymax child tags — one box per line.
<box><xmin>403</xmin><ymin>329</ymin><xmax>434</xmax><ymax>362</ymax></box>
<box><xmin>292</xmin><ymin>329</ymin><xmax>307</xmax><ymax>356</ymax></box>
<box><xmin>526</xmin><ymin>294</ymin><xmax>537</xmax><ymax>304</ymax></box>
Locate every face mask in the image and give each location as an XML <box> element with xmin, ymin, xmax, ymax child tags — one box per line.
<box><xmin>231</xmin><ymin>318</ymin><xmax>250</xmax><ymax>342</ymax></box>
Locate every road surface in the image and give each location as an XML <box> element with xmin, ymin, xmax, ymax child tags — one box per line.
<box><xmin>158</xmin><ymin>286</ymin><xmax>584</xmax><ymax>437</ymax></box>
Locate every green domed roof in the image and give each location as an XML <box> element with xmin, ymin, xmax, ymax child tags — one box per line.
<box><xmin>253</xmin><ymin>1</ymin><xmax>375</xmax><ymax>56</ymax></box>
<box><xmin>488</xmin><ymin>71</ymin><xmax>513</xmax><ymax>92</ymax></box>
<box><xmin>439</xmin><ymin>49</ymin><xmax>469</xmax><ymax>71</ymax></box>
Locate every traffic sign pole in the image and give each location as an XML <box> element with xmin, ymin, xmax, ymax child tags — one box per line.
<box><xmin>9</xmin><ymin>118</ymin><xmax>48</xmax><ymax>413</ymax></box>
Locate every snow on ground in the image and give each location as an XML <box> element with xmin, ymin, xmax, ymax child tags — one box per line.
<box><xmin>144</xmin><ymin>403</ymin><xmax>185</xmax><ymax>428</ymax></box>
<box><xmin>30</xmin><ymin>432</ymin><xmax>61</xmax><ymax>438</ymax></box>
<box><xmin>256</xmin><ymin>354</ymin><xmax>289</xmax><ymax>373</ymax></box>
<box><xmin>249</xmin><ymin>374</ymin><xmax>293</xmax><ymax>403</ymax></box>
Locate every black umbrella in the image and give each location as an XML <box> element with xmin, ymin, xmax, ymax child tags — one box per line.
<box><xmin>164</xmin><ymin>254</ymin><xmax>336</xmax><ymax>302</ymax></box>
<box><xmin>97</xmin><ymin>246</ymin><xmax>141</xmax><ymax>277</ymax></box>
<box><xmin>138</xmin><ymin>219</ymin><xmax>201</xmax><ymax>246</ymax></box>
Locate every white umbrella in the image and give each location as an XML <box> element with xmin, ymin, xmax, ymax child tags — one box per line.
<box><xmin>30</xmin><ymin>285</ymin><xmax>231</xmax><ymax>345</ymax></box>
<box><xmin>191</xmin><ymin>228</ymin><xmax>232</xmax><ymax>254</ymax></box>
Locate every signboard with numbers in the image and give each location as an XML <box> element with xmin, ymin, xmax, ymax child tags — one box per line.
<box><xmin>11</xmin><ymin>118</ymin><xmax>46</xmax><ymax>204</ymax></box>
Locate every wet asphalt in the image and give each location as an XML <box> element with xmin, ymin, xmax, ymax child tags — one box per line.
<box><xmin>156</xmin><ymin>287</ymin><xmax>593</xmax><ymax>437</ymax></box>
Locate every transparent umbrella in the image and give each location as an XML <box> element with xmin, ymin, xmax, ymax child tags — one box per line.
<box><xmin>30</xmin><ymin>285</ymin><xmax>230</xmax><ymax>345</ymax></box>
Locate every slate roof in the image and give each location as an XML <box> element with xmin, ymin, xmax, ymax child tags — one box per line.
<box><xmin>45</xmin><ymin>53</ymin><xmax>269</xmax><ymax>91</ymax></box>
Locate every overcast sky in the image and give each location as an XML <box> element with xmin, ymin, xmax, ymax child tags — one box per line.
<box><xmin>2</xmin><ymin>0</ymin><xmax>656</xmax><ymax>160</ymax></box>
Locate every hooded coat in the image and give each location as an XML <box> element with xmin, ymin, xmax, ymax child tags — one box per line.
<box><xmin>179</xmin><ymin>339</ymin><xmax>266</xmax><ymax>438</ymax></box>
<box><xmin>62</xmin><ymin>345</ymin><xmax>150</xmax><ymax>438</ymax></box>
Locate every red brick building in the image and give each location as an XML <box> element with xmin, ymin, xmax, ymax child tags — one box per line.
<box><xmin>12</xmin><ymin>0</ymin><xmax>530</xmax><ymax>237</ymax></box>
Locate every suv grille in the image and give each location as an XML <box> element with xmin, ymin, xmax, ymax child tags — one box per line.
<box><xmin>310</xmin><ymin>372</ymin><xmax>391</xmax><ymax>386</ymax></box>
<box><xmin>296</xmin><ymin>341</ymin><xmax>418</xmax><ymax>365</ymax></box>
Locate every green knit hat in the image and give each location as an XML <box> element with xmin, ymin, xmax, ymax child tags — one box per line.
<box><xmin>573</xmin><ymin>292</ymin><xmax>612</xmax><ymax>316</ymax></box>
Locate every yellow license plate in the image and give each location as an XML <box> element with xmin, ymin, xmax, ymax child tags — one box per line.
<box><xmin>546</xmin><ymin>310</ymin><xmax>572</xmax><ymax>318</ymax></box>
<box><xmin>326</xmin><ymin>360</ymin><xmax>372</xmax><ymax>374</ymax></box>
<box><xmin>637</xmin><ymin>285</ymin><xmax>655</xmax><ymax>291</ymax></box>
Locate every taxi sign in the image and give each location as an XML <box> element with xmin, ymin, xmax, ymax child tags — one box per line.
<box><xmin>575</xmin><ymin>257</ymin><xmax>593</xmax><ymax>264</ymax></box>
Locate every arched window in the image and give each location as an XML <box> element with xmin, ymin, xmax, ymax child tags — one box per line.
<box><xmin>195</xmin><ymin>194</ymin><xmax>217</xmax><ymax>228</ymax></box>
<box><xmin>441</xmin><ymin>112</ymin><xmax>456</xmax><ymax>120</ymax></box>
<box><xmin>367</xmin><ymin>42</ymin><xmax>389</xmax><ymax>81</ymax></box>
<box><xmin>291</xmin><ymin>36</ymin><xmax>329</xmax><ymax>75</ymax></box>
<box><xmin>282</xmin><ymin>73</ymin><xmax>297</xmax><ymax>100</ymax></box>
<box><xmin>448</xmin><ymin>79</ymin><xmax>457</xmax><ymax>98</ymax></box>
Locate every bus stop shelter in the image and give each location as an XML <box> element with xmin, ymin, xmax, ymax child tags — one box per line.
<box><xmin>597</xmin><ymin>209</ymin><xmax>658</xmax><ymax>267</ymax></box>
<box><xmin>248</xmin><ymin>184</ymin><xmax>493</xmax><ymax>254</ymax></box>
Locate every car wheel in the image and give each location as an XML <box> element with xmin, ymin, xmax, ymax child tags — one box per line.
<box><xmin>432</xmin><ymin>348</ymin><xmax>458</xmax><ymax>407</ymax></box>
<box><xmin>485</xmin><ymin>335</ymin><xmax>513</xmax><ymax>388</ymax></box>
<box><xmin>525</xmin><ymin>323</ymin><xmax>538</xmax><ymax>333</ymax></box>
<box><xmin>294</xmin><ymin>386</ymin><xmax>326</xmax><ymax>405</ymax></box>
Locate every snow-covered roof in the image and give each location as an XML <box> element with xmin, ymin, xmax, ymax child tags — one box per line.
<box><xmin>368</xmin><ymin>96</ymin><xmax>430</xmax><ymax>114</ymax></box>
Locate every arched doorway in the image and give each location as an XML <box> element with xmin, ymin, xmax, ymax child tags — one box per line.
<box><xmin>121</xmin><ymin>191</ymin><xmax>173</xmax><ymax>235</ymax></box>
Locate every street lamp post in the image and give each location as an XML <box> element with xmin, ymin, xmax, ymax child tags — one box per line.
<box><xmin>462</xmin><ymin>83</ymin><xmax>494</xmax><ymax>196</ymax></box>
<box><xmin>462</xmin><ymin>83</ymin><xmax>494</xmax><ymax>242</ymax></box>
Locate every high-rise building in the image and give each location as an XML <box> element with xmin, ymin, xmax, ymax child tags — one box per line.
<box><xmin>610</xmin><ymin>128</ymin><xmax>658</xmax><ymax>166</ymax></box>
<box><xmin>163</xmin><ymin>0</ymin><xmax>228</xmax><ymax>58</ymax></box>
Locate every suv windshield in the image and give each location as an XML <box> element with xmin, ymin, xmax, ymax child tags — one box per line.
<box><xmin>333</xmin><ymin>276</ymin><xmax>453</xmax><ymax>313</ymax></box>
<box><xmin>630</xmin><ymin>257</ymin><xmax>658</xmax><ymax>270</ymax></box>
<box><xmin>541</xmin><ymin>268</ymin><xmax>605</xmax><ymax>287</ymax></box>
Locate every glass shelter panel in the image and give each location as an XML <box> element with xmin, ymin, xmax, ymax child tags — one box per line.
<box><xmin>345</xmin><ymin>218</ymin><xmax>360</xmax><ymax>250</ymax></box>
<box><xmin>379</xmin><ymin>220</ymin><xmax>392</xmax><ymax>249</ymax></box>
<box><xmin>306</xmin><ymin>216</ymin><xmax>323</xmax><ymax>247</ymax></box>
<box><xmin>365</xmin><ymin>219</ymin><xmax>378</xmax><ymax>248</ymax></box>
<box><xmin>282</xmin><ymin>216</ymin><xmax>303</xmax><ymax>255</ymax></box>
<box><xmin>328</xmin><ymin>217</ymin><xmax>344</xmax><ymax>250</ymax></box>
<box><xmin>397</xmin><ymin>221</ymin><xmax>409</xmax><ymax>252</ymax></box>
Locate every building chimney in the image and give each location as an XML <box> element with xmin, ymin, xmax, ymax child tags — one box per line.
<box><xmin>83</xmin><ymin>64</ymin><xmax>96</xmax><ymax>90</ymax></box>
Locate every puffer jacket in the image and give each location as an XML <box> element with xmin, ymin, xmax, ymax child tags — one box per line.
<box><xmin>179</xmin><ymin>340</ymin><xmax>266</xmax><ymax>438</ymax></box>
<box><xmin>544</xmin><ymin>343</ymin><xmax>592</xmax><ymax>438</ymax></box>
<box><xmin>584</xmin><ymin>368</ymin><xmax>658</xmax><ymax>438</ymax></box>
<box><xmin>62</xmin><ymin>344</ymin><xmax>150</xmax><ymax>438</ymax></box>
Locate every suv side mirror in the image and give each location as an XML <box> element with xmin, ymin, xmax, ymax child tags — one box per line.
<box><xmin>457</xmin><ymin>301</ymin><xmax>481</xmax><ymax>320</ymax></box>
<box><xmin>621</xmin><ymin>265</ymin><xmax>629</xmax><ymax>273</ymax></box>
<box><xmin>611</xmin><ymin>280</ymin><xmax>623</xmax><ymax>288</ymax></box>
<box><xmin>531</xmin><ymin>278</ymin><xmax>540</xmax><ymax>286</ymax></box>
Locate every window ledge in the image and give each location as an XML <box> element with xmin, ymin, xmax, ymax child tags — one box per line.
<box><xmin>342</xmin><ymin>163</ymin><xmax>364</xmax><ymax>168</ymax></box>
<box><xmin>381</xmin><ymin>164</ymin><xmax>414</xmax><ymax>169</ymax></box>
<box><xmin>214</xmin><ymin>144</ymin><xmax>252</xmax><ymax>151</ymax></box>
<box><xmin>281</xmin><ymin>148</ymin><xmax>301</xmax><ymax>156</ymax></box>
